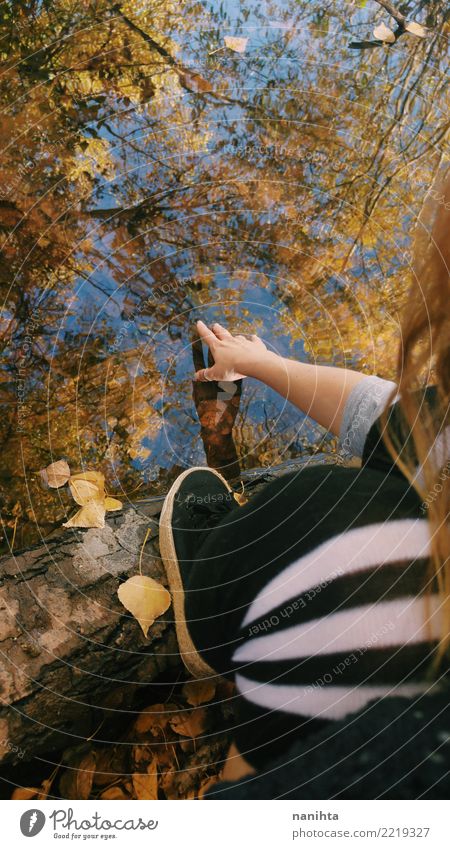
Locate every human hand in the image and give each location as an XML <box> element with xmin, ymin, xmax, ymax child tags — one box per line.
<box><xmin>194</xmin><ymin>320</ymin><xmax>269</xmax><ymax>382</ymax></box>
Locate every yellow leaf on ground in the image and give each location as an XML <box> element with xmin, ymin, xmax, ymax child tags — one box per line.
<box><xmin>105</xmin><ymin>496</ymin><xmax>123</xmax><ymax>511</ymax></box>
<box><xmin>132</xmin><ymin>763</ymin><xmax>158</xmax><ymax>800</ymax></box>
<box><xmin>169</xmin><ymin>707</ymin><xmax>206</xmax><ymax>739</ymax></box>
<box><xmin>40</xmin><ymin>459</ymin><xmax>71</xmax><ymax>488</ymax></box>
<box><xmin>373</xmin><ymin>23</ymin><xmax>396</xmax><ymax>43</ymax></box>
<box><xmin>224</xmin><ymin>36</ymin><xmax>248</xmax><ymax>53</ymax></box>
<box><xmin>182</xmin><ymin>679</ymin><xmax>216</xmax><ymax>706</ymax></box>
<box><xmin>117</xmin><ymin>576</ymin><xmax>171</xmax><ymax>637</ymax></box>
<box><xmin>63</xmin><ymin>499</ymin><xmax>106</xmax><ymax>528</ymax></box>
<box><xmin>69</xmin><ymin>477</ymin><xmax>101</xmax><ymax>505</ymax></box>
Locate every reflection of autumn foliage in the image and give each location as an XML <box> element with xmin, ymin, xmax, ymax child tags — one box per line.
<box><xmin>0</xmin><ymin>0</ymin><xmax>449</xmax><ymax>550</ymax></box>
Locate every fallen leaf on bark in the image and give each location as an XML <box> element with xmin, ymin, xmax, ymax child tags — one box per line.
<box><xmin>182</xmin><ymin>679</ymin><xmax>216</xmax><ymax>706</ymax></box>
<box><xmin>40</xmin><ymin>459</ymin><xmax>71</xmax><ymax>488</ymax></box>
<box><xmin>63</xmin><ymin>499</ymin><xmax>106</xmax><ymax>528</ymax></box>
<box><xmin>117</xmin><ymin>576</ymin><xmax>171</xmax><ymax>637</ymax></box>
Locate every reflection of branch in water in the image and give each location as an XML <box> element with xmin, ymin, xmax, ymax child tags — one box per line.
<box><xmin>373</xmin><ymin>0</ymin><xmax>406</xmax><ymax>26</ymax></box>
<box><xmin>191</xmin><ymin>337</ymin><xmax>242</xmax><ymax>481</ymax></box>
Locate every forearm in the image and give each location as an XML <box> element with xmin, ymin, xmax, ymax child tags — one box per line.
<box><xmin>245</xmin><ymin>352</ymin><xmax>368</xmax><ymax>436</ymax></box>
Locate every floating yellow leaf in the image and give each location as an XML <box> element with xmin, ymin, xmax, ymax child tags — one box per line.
<box><xmin>117</xmin><ymin>576</ymin><xmax>171</xmax><ymax>637</ymax></box>
<box><xmin>224</xmin><ymin>36</ymin><xmax>248</xmax><ymax>53</ymax></box>
<box><xmin>63</xmin><ymin>499</ymin><xmax>106</xmax><ymax>529</ymax></box>
<box><xmin>105</xmin><ymin>496</ymin><xmax>123</xmax><ymax>511</ymax></box>
<box><xmin>373</xmin><ymin>23</ymin><xmax>396</xmax><ymax>43</ymax></box>
<box><xmin>40</xmin><ymin>459</ymin><xmax>71</xmax><ymax>489</ymax></box>
<box><xmin>405</xmin><ymin>21</ymin><xmax>429</xmax><ymax>38</ymax></box>
<box><xmin>70</xmin><ymin>469</ymin><xmax>105</xmax><ymax>495</ymax></box>
<box><xmin>69</xmin><ymin>477</ymin><xmax>101</xmax><ymax>505</ymax></box>
<box><xmin>182</xmin><ymin>679</ymin><xmax>216</xmax><ymax>706</ymax></box>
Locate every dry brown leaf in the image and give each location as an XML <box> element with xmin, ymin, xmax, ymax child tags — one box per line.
<box><xmin>117</xmin><ymin>576</ymin><xmax>171</xmax><ymax>637</ymax></box>
<box><xmin>105</xmin><ymin>496</ymin><xmax>123</xmax><ymax>511</ymax></box>
<box><xmin>11</xmin><ymin>786</ymin><xmax>40</xmax><ymax>800</ymax></box>
<box><xmin>36</xmin><ymin>777</ymin><xmax>54</xmax><ymax>800</ymax></box>
<box><xmin>132</xmin><ymin>763</ymin><xmax>158</xmax><ymax>800</ymax></box>
<box><xmin>134</xmin><ymin>702</ymin><xmax>179</xmax><ymax>735</ymax></box>
<box><xmin>40</xmin><ymin>459</ymin><xmax>71</xmax><ymax>489</ymax></box>
<box><xmin>198</xmin><ymin>774</ymin><xmax>221</xmax><ymax>799</ymax></box>
<box><xmin>100</xmin><ymin>785</ymin><xmax>129</xmax><ymax>800</ymax></box>
<box><xmin>373</xmin><ymin>22</ymin><xmax>396</xmax><ymax>43</ymax></box>
<box><xmin>182</xmin><ymin>679</ymin><xmax>216</xmax><ymax>706</ymax></box>
<box><xmin>59</xmin><ymin>752</ymin><xmax>96</xmax><ymax>800</ymax></box>
<box><xmin>69</xmin><ymin>477</ymin><xmax>101</xmax><ymax>505</ymax></box>
<box><xmin>233</xmin><ymin>490</ymin><xmax>248</xmax><ymax>506</ymax></box>
<box><xmin>405</xmin><ymin>21</ymin><xmax>429</xmax><ymax>37</ymax></box>
<box><xmin>63</xmin><ymin>499</ymin><xmax>106</xmax><ymax>529</ymax></box>
<box><xmin>160</xmin><ymin>767</ymin><xmax>177</xmax><ymax>798</ymax></box>
<box><xmin>169</xmin><ymin>707</ymin><xmax>206</xmax><ymax>739</ymax></box>
<box><xmin>224</xmin><ymin>36</ymin><xmax>248</xmax><ymax>53</ymax></box>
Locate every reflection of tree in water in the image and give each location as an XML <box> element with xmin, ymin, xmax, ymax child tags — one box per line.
<box><xmin>0</xmin><ymin>0</ymin><xmax>448</xmax><ymax>550</ymax></box>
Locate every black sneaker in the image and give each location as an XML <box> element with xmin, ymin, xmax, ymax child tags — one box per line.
<box><xmin>159</xmin><ymin>467</ymin><xmax>237</xmax><ymax>678</ymax></box>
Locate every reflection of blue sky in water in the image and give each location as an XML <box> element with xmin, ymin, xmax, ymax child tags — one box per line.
<box><xmin>15</xmin><ymin>1</ymin><xmax>449</xmax><ymax>499</ymax></box>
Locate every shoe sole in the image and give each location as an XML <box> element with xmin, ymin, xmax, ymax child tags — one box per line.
<box><xmin>159</xmin><ymin>466</ymin><xmax>235</xmax><ymax>679</ymax></box>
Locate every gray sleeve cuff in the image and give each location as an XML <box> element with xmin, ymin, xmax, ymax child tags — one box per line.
<box><xmin>339</xmin><ymin>376</ymin><xmax>398</xmax><ymax>459</ymax></box>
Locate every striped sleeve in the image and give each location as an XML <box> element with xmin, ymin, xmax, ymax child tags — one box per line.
<box><xmin>231</xmin><ymin>518</ymin><xmax>441</xmax><ymax>770</ymax></box>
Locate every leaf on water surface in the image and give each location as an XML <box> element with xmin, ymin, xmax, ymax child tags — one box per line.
<box><xmin>69</xmin><ymin>477</ymin><xmax>101</xmax><ymax>505</ymax></box>
<box><xmin>373</xmin><ymin>23</ymin><xmax>396</xmax><ymax>43</ymax></box>
<box><xmin>224</xmin><ymin>36</ymin><xmax>248</xmax><ymax>53</ymax></box>
<box><xmin>117</xmin><ymin>575</ymin><xmax>171</xmax><ymax>637</ymax></box>
<box><xmin>63</xmin><ymin>499</ymin><xmax>106</xmax><ymax>528</ymax></box>
<box><xmin>39</xmin><ymin>459</ymin><xmax>71</xmax><ymax>488</ymax></box>
<box><xmin>104</xmin><ymin>496</ymin><xmax>123</xmax><ymax>511</ymax></box>
<box><xmin>405</xmin><ymin>21</ymin><xmax>429</xmax><ymax>38</ymax></box>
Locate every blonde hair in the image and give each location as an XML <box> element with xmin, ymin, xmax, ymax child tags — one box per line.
<box><xmin>380</xmin><ymin>164</ymin><xmax>450</xmax><ymax>668</ymax></box>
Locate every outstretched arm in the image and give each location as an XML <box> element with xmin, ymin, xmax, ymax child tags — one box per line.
<box><xmin>194</xmin><ymin>320</ymin><xmax>369</xmax><ymax>437</ymax></box>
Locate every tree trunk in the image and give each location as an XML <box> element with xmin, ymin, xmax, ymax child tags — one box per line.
<box><xmin>0</xmin><ymin>499</ymin><xmax>178</xmax><ymax>766</ymax></box>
